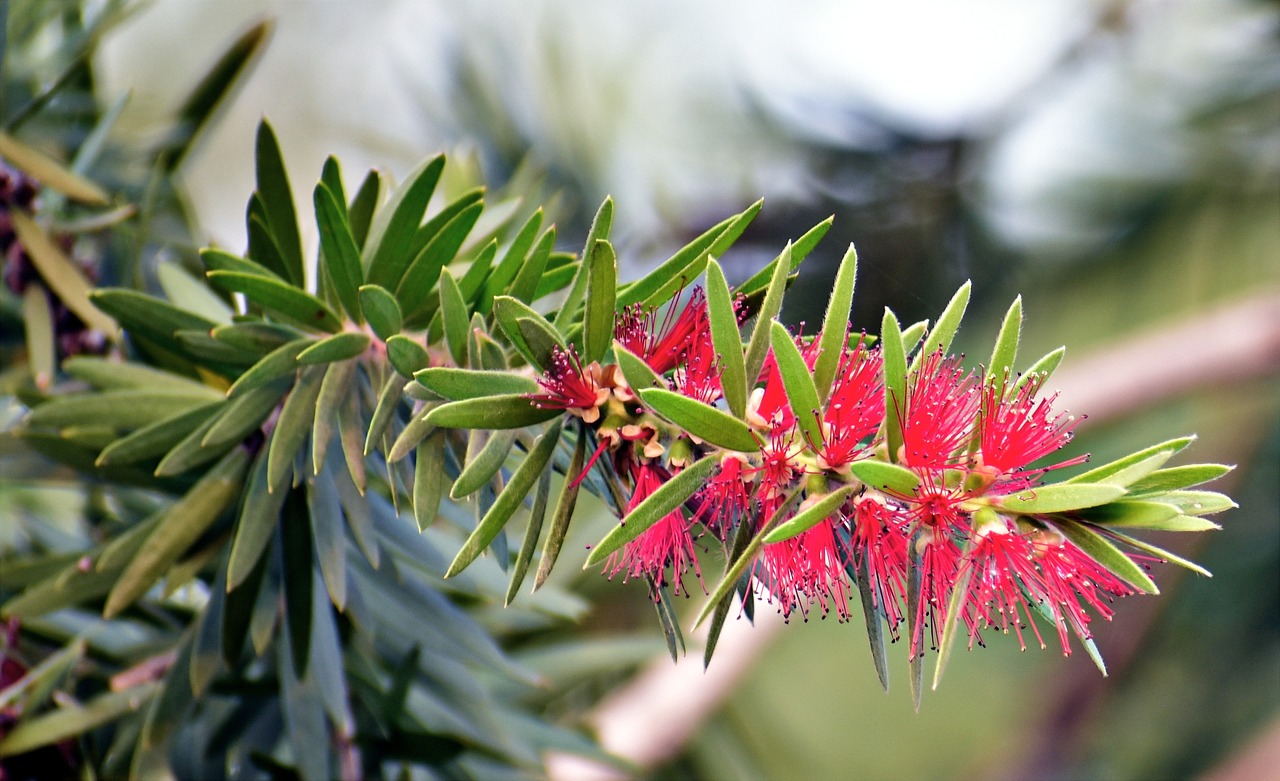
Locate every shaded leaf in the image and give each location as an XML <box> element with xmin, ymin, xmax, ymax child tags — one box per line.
<box><xmin>414</xmin><ymin>368</ymin><xmax>538</xmax><ymax>400</ymax></box>
<box><xmin>357</xmin><ymin>284</ymin><xmax>402</xmax><ymax>341</ymax></box>
<box><xmin>314</xmin><ymin>182</ymin><xmax>364</xmax><ymax>321</ymax></box>
<box><xmin>12</xmin><ymin>211</ymin><xmax>116</xmax><ymax>334</ymax></box>
<box><xmin>254</xmin><ymin>120</ymin><xmax>305</xmax><ymax>285</ymax></box>
<box><xmin>451</xmin><ymin>429</ymin><xmax>518</xmax><ymax>499</ymax></box>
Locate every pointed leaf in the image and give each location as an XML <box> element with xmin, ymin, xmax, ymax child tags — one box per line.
<box><xmin>1126</xmin><ymin>463</ymin><xmax>1233</xmax><ymax>495</ymax></box>
<box><xmin>736</xmin><ymin>217</ymin><xmax>832</xmax><ymax>298</ymax></box>
<box><xmin>1152</xmin><ymin>490</ymin><xmax>1237</xmax><ymax>516</ymax></box>
<box><xmin>280</xmin><ymin>490</ymin><xmax>314</xmax><ymax>675</ymax></box>
<box><xmin>915</xmin><ymin>281</ymin><xmax>971</xmax><ymax>365</ymax></box>
<box><xmin>693</xmin><ymin>491</ymin><xmax>800</xmax><ymax>629</ymax></box>
<box><xmin>1067</xmin><ymin>437</ymin><xmax>1194</xmax><ymax>484</ymax></box>
<box><xmin>814</xmin><ymin>243</ymin><xmax>858</xmax><ymax>401</ymax></box>
<box><xmin>612</xmin><ymin>341</ymin><xmax>667</xmax><ymax>393</ymax></box>
<box><xmin>308</xmin><ymin>469</ymin><xmax>347</xmax><ymax>610</ymax></box>
<box><xmin>0</xmin><ymin>684</ymin><xmax>159</xmax><ymax>758</ymax></box>
<box><xmin>507</xmin><ymin>469</ymin><xmax>552</xmax><ymax>605</ymax></box>
<box><xmin>0</xmin><ymin>133</ymin><xmax>110</xmax><ymax>204</ymax></box>
<box><xmin>297</xmin><ymin>331</ymin><xmax>370</xmax><ymax>365</ymax></box>
<box><xmin>743</xmin><ymin>243</ymin><xmax>792</xmax><ymax>385</ymax></box>
<box><xmin>397</xmin><ymin>200</ymin><xmax>485</xmax><ymax>324</ymax></box>
<box><xmin>207</xmin><ymin>271</ymin><xmax>341</xmax><ymax>333</ymax></box>
<box><xmin>227</xmin><ymin>452</ymin><xmax>287</xmax><ymax>590</ymax></box>
<box><xmin>95</xmin><ymin>402</ymin><xmax>222</xmax><ymax>466</ymax></box>
<box><xmin>849</xmin><ymin>460</ymin><xmax>920</xmax><ymax>496</ymax></box>
<box><xmin>254</xmin><ymin>121</ymin><xmax>305</xmax><ymax>285</ymax></box>
<box><xmin>226</xmin><ymin>338</ymin><xmax>310</xmax><ymax>397</ymax></box>
<box><xmin>386</xmin><ymin>334</ymin><xmax>430</xmax><ymax>378</ymax></box>
<box><xmin>585</xmin><ymin>456</ymin><xmax>718</xmax><ymax>567</ymax></box>
<box><xmin>1051</xmin><ymin>520</ymin><xmax>1160</xmax><ymax>593</ymax></box>
<box><xmin>705</xmin><ymin>259</ymin><xmax>747</xmax><ymax>418</ymax></box>
<box><xmin>1095</xmin><ymin>527</ymin><xmax>1213</xmax><ymax>578</ymax></box>
<box><xmin>1014</xmin><ymin>346</ymin><xmax>1066</xmax><ymax>392</ymax></box>
<box><xmin>425</xmin><ymin>395</ymin><xmax>559</xmax><ymax>430</ymax></box>
<box><xmin>582</xmin><ymin>239</ymin><xmax>618</xmax><ymax>363</ymax></box>
<box><xmin>480</xmin><ymin>209</ymin><xmax>543</xmax><ymax>313</ymax></box>
<box><xmin>414</xmin><ymin>368</ymin><xmax>539</xmax><ymax>400</ymax></box>
<box><xmin>451</xmin><ymin>429</ymin><xmax>518</xmax><ymax>499</ymax></box>
<box><xmin>157</xmin><ymin>261</ymin><xmax>234</xmax><ymax>323</ymax></box>
<box><xmin>201</xmin><ymin>247</ymin><xmax>282</xmax><ymax>280</ymax></box>
<box><xmin>854</xmin><ymin>554</ymin><xmax>890</xmax><ymax>691</ymax></box>
<box><xmin>314</xmin><ymin>182</ymin><xmax>364</xmax><ymax>321</ymax></box>
<box><xmin>492</xmin><ymin>295</ymin><xmax>564</xmax><ymax>370</ymax></box>
<box><xmin>358</xmin><ymin>284</ymin><xmax>402</xmax><ymax>340</ymax></box>
<box><xmin>998</xmin><ymin>483</ymin><xmax>1126</xmax><ymax>514</ymax></box>
<box><xmin>364</xmin><ymin>155</ymin><xmax>446</xmax><ymax>290</ymax></box>
<box><xmin>438</xmin><ymin>268</ymin><xmax>470</xmax><ymax>366</ymax></box>
<box><xmin>201</xmin><ymin>380</ymin><xmax>290</xmax><ymax>448</ymax></box>
<box><xmin>506</xmin><ymin>227</ymin><xmax>555</xmax><ymax>305</ymax></box>
<box><xmin>769</xmin><ymin>320</ymin><xmax>823</xmax><ymax>446</ymax></box>
<box><xmin>535</xmin><ymin>429</ymin><xmax>587</xmax><ymax>589</ymax></box>
<box><xmin>881</xmin><ymin>308</ymin><xmax>908</xmax><ymax>463</ymax></box>
<box><xmin>12</xmin><ymin>211</ymin><xmax>117</xmax><ymax>335</ymax></box>
<box><xmin>987</xmin><ymin>296</ymin><xmax>1022</xmax><ymax>384</ymax></box>
<box><xmin>268</xmin><ymin>365</ymin><xmax>324</xmax><ymax>489</ymax></box>
<box><xmin>554</xmin><ymin>197</ymin><xmax>613</xmax><ymax>329</ymax></box>
<box><xmin>413</xmin><ymin>430</ymin><xmax>447</xmax><ymax>532</ymax></box>
<box><xmin>762</xmin><ymin>485</ymin><xmax>856</xmax><ymax>543</ymax></box>
<box><xmin>637</xmin><ymin>388</ymin><xmax>758</xmax><ymax>452</ymax></box>
<box><xmin>24</xmin><ymin>390</ymin><xmax>215</xmax><ymax>431</ymax></box>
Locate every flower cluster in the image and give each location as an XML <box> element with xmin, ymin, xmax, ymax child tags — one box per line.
<box><xmin>530</xmin><ymin>287</ymin><xmax>1147</xmax><ymax>661</ymax></box>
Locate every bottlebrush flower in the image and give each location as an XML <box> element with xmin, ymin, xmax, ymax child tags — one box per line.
<box><xmin>528</xmin><ymin>345</ymin><xmax>610</xmax><ymax>422</ymax></box>
<box><xmin>757</xmin><ymin>512</ymin><xmax>853</xmax><ymax>622</ymax></box>
<box><xmin>615</xmin><ymin>288</ymin><xmax>711</xmax><ymax>374</ymax></box>
<box><xmin>815</xmin><ymin>339</ymin><xmax>884</xmax><ymax>472</ymax></box>
<box><xmin>899</xmin><ymin>350</ymin><xmax>979</xmax><ymax>470</ymax></box>
<box><xmin>976</xmin><ymin>373</ymin><xmax>1086</xmax><ymax>492</ymax></box>
<box><xmin>606</xmin><ymin>462</ymin><xmax>702</xmax><ymax>597</ymax></box>
<box><xmin>958</xmin><ymin>515</ymin><xmax>1048</xmax><ymax>651</ymax></box>
<box><xmin>1028</xmin><ymin>527</ymin><xmax>1138</xmax><ymax>655</ymax></box>
<box><xmin>849</xmin><ymin>494</ymin><xmax>909</xmax><ymax>639</ymax></box>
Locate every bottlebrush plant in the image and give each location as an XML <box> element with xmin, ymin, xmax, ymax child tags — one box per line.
<box><xmin>2</xmin><ymin>120</ymin><xmax>1234</xmax><ymax>777</ymax></box>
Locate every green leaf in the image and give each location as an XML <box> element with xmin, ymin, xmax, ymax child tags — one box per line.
<box><xmin>914</xmin><ymin>280</ymin><xmax>970</xmax><ymax>365</ymax></box>
<box><xmin>762</xmin><ymin>485</ymin><xmax>857</xmax><ymax>543</ymax></box>
<box><xmin>450</xmin><ymin>429</ymin><xmax>518</xmax><ymax>499</ymax></box>
<box><xmin>813</xmin><ymin>243</ymin><xmax>858</xmax><ymax>402</ymax></box>
<box><xmin>199</xmin><ymin>248</ymin><xmax>283</xmax><ymax>280</ymax></box>
<box><xmin>492</xmin><ymin>296</ymin><xmax>565</xmax><ymax>370</ymax></box>
<box><xmin>387</xmin><ymin>403</ymin><xmax>438</xmax><ymax>463</ymax></box>
<box><xmin>743</xmin><ymin>243</ymin><xmax>792</xmax><ymax>386</ymax></box>
<box><xmin>254</xmin><ymin>120</ymin><xmax>305</xmax><ymax>286</ymax></box>
<box><xmin>480</xmin><ymin>209</ymin><xmax>543</xmax><ymax>313</ymax></box>
<box><xmin>201</xmin><ymin>381</ymin><xmax>290</xmax><ymax>448</ymax></box>
<box><xmin>457</xmin><ymin>238</ymin><xmax>498</xmax><ymax>304</ymax></box>
<box><xmin>414</xmin><ymin>368</ymin><xmax>539</xmax><ymax>400</ymax></box>
<box><xmin>12</xmin><ymin>211</ymin><xmax>117</xmax><ymax>335</ymax></box>
<box><xmin>446</xmin><ymin>422</ymin><xmax>562</xmax><ymax>577</ymax></box>
<box><xmin>998</xmin><ymin>483</ymin><xmax>1126</xmax><ymax>515</ymax></box>
<box><xmin>987</xmin><ymin>296</ymin><xmax>1022</xmax><ymax>385</ymax></box>
<box><xmin>386</xmin><ymin>335</ymin><xmax>431</xmax><ymax>378</ymax></box>
<box><xmin>247</xmin><ymin>205</ymin><xmax>289</xmax><ymax>282</ymax></box>
<box><xmin>881</xmin><ymin>308</ymin><xmax>908</xmax><ymax>463</ymax></box>
<box><xmin>612</xmin><ymin>341</ymin><xmax>667</xmax><ymax>393</ymax></box>
<box><xmin>1152</xmin><ymin>490</ymin><xmax>1238</xmax><ymax>516</ymax></box>
<box><xmin>297</xmin><ymin>331</ymin><xmax>370</xmax><ymax>365</ymax></box>
<box><xmin>582</xmin><ymin>239</ymin><xmax>618</xmax><ymax>363</ymax></box>
<box><xmin>207</xmin><ymin>271</ymin><xmax>342</xmax><ymax>333</ymax></box>
<box><xmin>94</xmin><ymin>402</ymin><xmax>223</xmax><ymax>466</ymax></box>
<box><xmin>314</xmin><ymin>183</ymin><xmax>365</xmax><ymax>322</ymax></box>
<box><xmin>703</xmin><ymin>517</ymin><xmax>755</xmax><ymax>668</ymax></box>
<box><xmin>308</xmin><ymin>469</ymin><xmax>347</xmax><ymax>610</ymax></box>
<box><xmin>413</xmin><ymin>430</ymin><xmax>448</xmax><ymax>532</ymax></box>
<box><xmin>363</xmin><ymin>375</ymin><xmax>403</xmax><ymax>456</ymax></box>
<box><xmin>312</xmin><ymin>359</ymin><xmax>355</xmax><ymax>473</ymax></box>
<box><xmin>536</xmin><ymin>428</ymin><xmax>587</xmax><ymax>589</ymax></box>
<box><xmin>1067</xmin><ymin>437</ymin><xmax>1195</xmax><ymax>484</ymax></box>
<box><xmin>347</xmin><ymin>169</ymin><xmax>382</xmax><ymax>248</ymax></box>
<box><xmin>1014</xmin><ymin>346</ymin><xmax>1066</xmax><ymax>392</ymax></box>
<box><xmin>268</xmin><ymin>365</ymin><xmax>324</xmax><ymax>489</ymax></box>
<box><xmin>157</xmin><ymin>261</ymin><xmax>234</xmax><ymax>323</ymax></box>
<box><xmin>506</xmin><ymin>227</ymin><xmax>556</xmax><ymax>305</ymax></box>
<box><xmin>227</xmin><ymin>338</ymin><xmax>310</xmax><ymax>397</ymax></box>
<box><xmin>358</xmin><ymin>284</ymin><xmax>403</xmax><ymax>340</ymax></box>
<box><xmin>227</xmin><ymin>452</ymin><xmax>287</xmax><ymax>590</ymax></box>
<box><xmin>1051</xmin><ymin>520</ymin><xmax>1160</xmax><ymax>593</ymax></box>
<box><xmin>1126</xmin><ymin>463</ymin><xmax>1234</xmax><ymax>495</ymax></box>
<box><xmin>66</xmin><ymin>352</ymin><xmax>213</xmax><ymax>392</ymax></box>
<box><xmin>0</xmin><ymin>638</ymin><xmax>84</xmax><ymax>712</ymax></box>
<box><xmin>1094</xmin><ymin>527</ymin><xmax>1213</xmax><ymax>578</ymax></box>
<box><xmin>1082</xmin><ymin>501</ymin><xmax>1220</xmax><ymax>532</ymax></box>
<box><xmin>854</xmin><ymin>552</ymin><xmax>890</xmax><ymax>691</ymax></box>
<box><xmin>397</xmin><ymin>200</ymin><xmax>486</xmax><ymax>324</ymax></box>
<box><xmin>0</xmin><ymin>683</ymin><xmax>159</xmax><ymax>758</ymax></box>
<box><xmin>364</xmin><ymin>155</ymin><xmax>446</xmax><ymax>291</ymax></box>
<box><xmin>906</xmin><ymin>535</ymin><xmax>924</xmax><ymax>711</ymax></box>
<box><xmin>105</xmin><ymin>448</ymin><xmax>250</xmax><ymax>617</ymax></box>
<box><xmin>210</xmin><ymin>321</ymin><xmax>301</xmax><ymax>354</ymax></box>
<box><xmin>506</xmin><ymin>469</ymin><xmax>552</xmax><ymax>605</ymax></box>
<box><xmin>637</xmin><ymin>388</ymin><xmax>758</xmax><ymax>452</ymax></box>
<box><xmin>438</xmin><ymin>268</ymin><xmax>470</xmax><ymax>366</ymax></box>
<box><xmin>848</xmin><ymin>459</ymin><xmax>920</xmax><ymax>496</ymax></box>
<box><xmin>0</xmin><ymin>132</ymin><xmax>109</xmax><ymax>205</ymax></box>
<box><xmin>705</xmin><ymin>259</ymin><xmax>747</xmax><ymax>418</ymax></box>
<box><xmin>585</xmin><ymin>456</ymin><xmax>718</xmax><ymax>567</ymax></box>
<box><xmin>24</xmin><ymin>390</ymin><xmax>216</xmax><ymax>431</ymax></box>
<box><xmin>769</xmin><ymin>320</ymin><xmax>823</xmax><ymax>446</ymax></box>
<box><xmin>736</xmin><ymin>217</ymin><xmax>832</xmax><ymax>298</ymax></box>
<box><xmin>425</xmin><ymin>395</ymin><xmax>560</xmax><ymax>430</ymax></box>
<box><xmin>554</xmin><ymin>197</ymin><xmax>613</xmax><ymax>329</ymax></box>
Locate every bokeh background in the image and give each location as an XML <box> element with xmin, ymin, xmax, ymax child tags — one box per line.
<box><xmin>12</xmin><ymin>0</ymin><xmax>1280</xmax><ymax>778</ymax></box>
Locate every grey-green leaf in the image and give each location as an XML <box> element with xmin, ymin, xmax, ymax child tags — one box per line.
<box><xmin>585</xmin><ymin>456</ymin><xmax>718</xmax><ymax>567</ymax></box>
<box><xmin>637</xmin><ymin>388</ymin><xmax>758</xmax><ymax>452</ymax></box>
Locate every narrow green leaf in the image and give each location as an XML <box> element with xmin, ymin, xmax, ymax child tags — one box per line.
<box><xmin>582</xmin><ymin>239</ymin><xmax>618</xmax><ymax>363</ymax></box>
<box><xmin>933</xmin><ymin>526</ymin><xmax>982</xmax><ymax>691</ymax></box>
<box><xmin>438</xmin><ymin>268</ymin><xmax>469</xmax><ymax>366</ymax></box>
<box><xmin>637</xmin><ymin>388</ymin><xmax>759</xmax><ymax>452</ymax></box>
<box><xmin>364</xmin><ymin>155</ymin><xmax>446</xmax><ymax>291</ymax></box>
<box><xmin>0</xmin><ymin>683</ymin><xmax>158</xmax><ymax>758</ymax></box>
<box><xmin>1067</xmin><ymin>437</ymin><xmax>1195</xmax><ymax>484</ymax></box>
<box><xmin>254</xmin><ymin>120</ymin><xmax>305</xmax><ymax>286</ymax></box>
<box><xmin>387</xmin><ymin>403</ymin><xmax>438</xmax><ymax>463</ymax></box>
<box><xmin>363</xmin><ymin>375</ymin><xmax>403</xmax><ymax>456</ymax></box>
<box><xmin>769</xmin><ymin>320</ymin><xmax>823</xmax><ymax>446</ymax></box>
<box><xmin>554</xmin><ymin>197</ymin><xmax>613</xmax><ymax>329</ymax></box>
<box><xmin>1153</xmin><ymin>490</ymin><xmax>1237</xmax><ymax>516</ymax></box>
<box><xmin>704</xmin><ymin>516</ymin><xmax>755</xmax><ymax>669</ymax></box>
<box><xmin>0</xmin><ymin>132</ymin><xmax>109</xmax><ymax>204</ymax></box>
<box><xmin>21</xmin><ymin>289</ymin><xmax>51</xmax><ymax>391</ymax></box>
<box><xmin>247</xmin><ymin>207</ymin><xmax>289</xmax><ymax>283</ymax></box>
<box><xmin>906</xmin><ymin>535</ymin><xmax>924</xmax><ymax>712</ymax></box>
<box><xmin>297</xmin><ymin>331</ymin><xmax>370</xmax><ymax>365</ymax></box>
<box><xmin>227</xmin><ymin>338</ymin><xmax>310</xmax><ymax>397</ymax></box>
<box><xmin>533</xmin><ymin>262</ymin><xmax>577</xmax><ymax>301</ymax></box>
<box><xmin>855</xmin><ymin>553</ymin><xmax>890</xmax><ymax>691</ymax></box>
<box><xmin>881</xmin><ymin>308</ymin><xmax>907</xmax><ymax>463</ymax></box>
<box><xmin>413</xmin><ymin>431</ymin><xmax>447</xmax><ymax>532</ymax></box>
<box><xmin>358</xmin><ymin>284</ymin><xmax>402</xmax><ymax>340</ymax></box>
<box><xmin>814</xmin><ymin>243</ymin><xmax>858</xmax><ymax>401</ymax></box>
<box><xmin>446</xmin><ymin>422</ymin><xmax>562</xmax><ymax>577</ymax></box>
<box><xmin>507</xmin><ymin>469</ymin><xmax>552</xmax><ymax>605</ymax></box>
<box><xmin>174</xmin><ymin>329</ymin><xmax>259</xmax><ymax>366</ymax></box>
<box><xmin>227</xmin><ymin>452</ymin><xmax>287</xmax><ymax>590</ymax></box>
<box><xmin>506</xmin><ymin>227</ymin><xmax>555</xmax><ymax>305</ymax></box>
<box><xmin>201</xmin><ymin>380</ymin><xmax>290</xmax><ymax>448</ymax></box>
<box><xmin>535</xmin><ymin>428</ymin><xmax>587</xmax><ymax>589</ymax></box>
<box><xmin>207</xmin><ymin>271</ymin><xmax>341</xmax><ymax>333</ymax></box>
<box><xmin>385</xmin><ymin>335</ymin><xmax>430</xmax><ymax>378</ymax></box>
<box><xmin>347</xmin><ymin>169</ymin><xmax>382</xmax><ymax>248</ymax></box>
<box><xmin>987</xmin><ymin>296</ymin><xmax>1022</xmax><ymax>385</ymax></box>
<box><xmin>450</xmin><ymin>429</ymin><xmax>518</xmax><ymax>499</ymax></box>
<box><xmin>653</xmin><ymin>582</ymin><xmax>686</xmax><ymax>662</ymax></box>
<box><xmin>1083</xmin><ymin>501</ymin><xmax>1220</xmax><ymax>532</ymax></box>
<box><xmin>199</xmin><ymin>248</ymin><xmax>282</xmax><ymax>280</ymax></box>
<box><xmin>849</xmin><ymin>459</ymin><xmax>920</xmax><ymax>496</ymax></box>
<box><xmin>88</xmin><ymin>289</ymin><xmax>214</xmax><ymax>352</ymax></box>
<box><xmin>705</xmin><ymin>259</ymin><xmax>747</xmax><ymax>418</ymax></box>
<box><xmin>95</xmin><ymin>402</ymin><xmax>222</xmax><ymax>466</ymax></box>
<box><xmin>1095</xmin><ymin>526</ymin><xmax>1213</xmax><ymax>578</ymax></box>
<box><xmin>157</xmin><ymin>261</ymin><xmax>234</xmax><ymax>323</ymax></box>
<box><xmin>222</xmin><ymin>530</ymin><xmax>269</xmax><ymax>664</ymax></box>
<box><xmin>337</xmin><ymin>382</ymin><xmax>367</xmax><ymax>493</ymax></box>
<box><xmin>457</xmin><ymin>238</ymin><xmax>498</xmax><ymax>304</ymax></box>
<box><xmin>397</xmin><ymin>201</ymin><xmax>485</xmax><ymax>324</ymax></box>
<box><xmin>585</xmin><ymin>456</ymin><xmax>717</xmax><ymax>567</ymax></box>
<box><xmin>492</xmin><ymin>295</ymin><xmax>564</xmax><ymax>370</ymax></box>
<box><xmin>105</xmin><ymin>448</ymin><xmax>249</xmax><ymax>617</ymax></box>
<box><xmin>61</xmin><ymin>358</ymin><xmax>214</xmax><ymax>396</ymax></box>
<box><xmin>743</xmin><ymin>243</ymin><xmax>792</xmax><ymax>386</ymax></box>
<box><xmin>268</xmin><ymin>365</ymin><xmax>324</xmax><ymax>489</ymax></box>
<box><xmin>314</xmin><ymin>182</ymin><xmax>365</xmax><ymax>321</ymax></box>
<box><xmin>414</xmin><ymin>368</ymin><xmax>539</xmax><ymax>400</ymax></box>
<box><xmin>998</xmin><ymin>483</ymin><xmax>1126</xmax><ymax>514</ymax></box>
<box><xmin>425</xmin><ymin>394</ymin><xmax>559</xmax><ymax>430</ymax></box>
<box><xmin>24</xmin><ymin>390</ymin><xmax>215</xmax><ymax>431</ymax></box>
<box><xmin>1051</xmin><ymin>520</ymin><xmax>1160</xmax><ymax>593</ymax></box>
<box><xmin>307</xmin><ymin>469</ymin><xmax>347</xmax><ymax>610</ymax></box>
<box><xmin>762</xmin><ymin>485</ymin><xmax>857</xmax><ymax>543</ymax></box>
<box><xmin>313</xmin><ymin>359</ymin><xmax>354</xmax><ymax>474</ymax></box>
<box><xmin>0</xmin><ymin>638</ymin><xmax>84</xmax><ymax>712</ymax></box>
<box><xmin>914</xmin><ymin>281</ymin><xmax>971</xmax><ymax>366</ymax></box>
<box><xmin>480</xmin><ymin>208</ymin><xmax>543</xmax><ymax>313</ymax></box>
<box><xmin>12</xmin><ymin>211</ymin><xmax>117</xmax><ymax>335</ymax></box>
<box><xmin>612</xmin><ymin>341</ymin><xmax>667</xmax><ymax>393</ymax></box>
<box><xmin>1014</xmin><ymin>346</ymin><xmax>1066</xmax><ymax>392</ymax></box>
<box><xmin>693</xmin><ymin>491</ymin><xmax>800</xmax><ymax>629</ymax></box>
<box><xmin>736</xmin><ymin>216</ymin><xmax>832</xmax><ymax>298</ymax></box>
<box><xmin>210</xmin><ymin>321</ymin><xmax>301</xmax><ymax>354</ymax></box>
<box><xmin>1126</xmin><ymin>463</ymin><xmax>1233</xmax><ymax>495</ymax></box>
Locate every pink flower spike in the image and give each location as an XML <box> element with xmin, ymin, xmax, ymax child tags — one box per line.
<box><xmin>979</xmin><ymin>374</ymin><xmax>1083</xmax><ymax>475</ymax></box>
<box><xmin>757</xmin><ymin>515</ymin><xmax>853</xmax><ymax>623</ymax></box>
<box><xmin>899</xmin><ymin>351</ymin><xmax>979</xmax><ymax>471</ymax></box>
<box><xmin>614</xmin><ymin>288</ymin><xmax>710</xmax><ymax>375</ymax></box>
<box><xmin>527</xmin><ymin>345</ymin><xmax>610</xmax><ymax>423</ymax></box>
<box><xmin>606</xmin><ymin>463</ymin><xmax>703</xmax><ymax>597</ymax></box>
<box><xmin>850</xmin><ymin>495</ymin><xmax>910</xmax><ymax>639</ymax></box>
<box><xmin>817</xmin><ymin>340</ymin><xmax>884</xmax><ymax>471</ymax></box>
<box><xmin>1030</xmin><ymin>530</ymin><xmax>1137</xmax><ymax>655</ymax></box>
<box><xmin>958</xmin><ymin>517</ymin><xmax>1047</xmax><ymax>652</ymax></box>
<box><xmin>908</xmin><ymin>524</ymin><xmax>964</xmax><ymax>659</ymax></box>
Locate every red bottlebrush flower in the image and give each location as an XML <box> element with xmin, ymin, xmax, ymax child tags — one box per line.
<box><xmin>816</xmin><ymin>340</ymin><xmax>884</xmax><ymax>472</ymax></box>
<box><xmin>1029</xmin><ymin>529</ymin><xmax>1137</xmax><ymax>655</ymax></box>
<box><xmin>528</xmin><ymin>345</ymin><xmax>610</xmax><ymax>423</ymax></box>
<box><xmin>748</xmin><ymin>331</ymin><xmax>820</xmax><ymax>432</ymax></box>
<box><xmin>958</xmin><ymin>517</ymin><xmax>1048</xmax><ymax>651</ymax></box>
<box><xmin>747</xmin><ymin>428</ymin><xmax>805</xmax><ymax>504</ymax></box>
<box><xmin>606</xmin><ymin>462</ymin><xmax>702</xmax><ymax>597</ymax></box>
<box><xmin>757</xmin><ymin>514</ymin><xmax>853</xmax><ymax>622</ymax></box>
<box><xmin>978</xmin><ymin>373</ymin><xmax>1084</xmax><ymax>477</ymax></box>
<box><xmin>696</xmin><ymin>453</ymin><xmax>753</xmax><ymax>536</ymax></box>
<box><xmin>909</xmin><ymin>525</ymin><xmax>964</xmax><ymax>658</ymax></box>
<box><xmin>614</xmin><ymin>288</ymin><xmax>710</xmax><ymax>375</ymax></box>
<box><xmin>850</xmin><ymin>495</ymin><xmax>910</xmax><ymax>639</ymax></box>
<box><xmin>899</xmin><ymin>351</ymin><xmax>979</xmax><ymax>471</ymax></box>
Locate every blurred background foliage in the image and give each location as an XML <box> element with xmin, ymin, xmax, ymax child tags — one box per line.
<box><xmin>3</xmin><ymin>0</ymin><xmax>1278</xmax><ymax>779</ymax></box>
